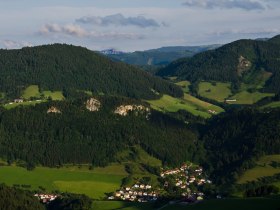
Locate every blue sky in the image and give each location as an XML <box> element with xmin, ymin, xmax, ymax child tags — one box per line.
<box><xmin>0</xmin><ymin>0</ymin><xmax>279</xmax><ymax>51</ymax></box>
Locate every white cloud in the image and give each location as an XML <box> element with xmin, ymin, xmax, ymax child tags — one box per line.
<box><xmin>2</xmin><ymin>40</ymin><xmax>33</xmax><ymax>49</ymax></box>
<box><xmin>183</xmin><ymin>0</ymin><xmax>266</xmax><ymax>11</ymax></box>
<box><xmin>39</xmin><ymin>23</ymin><xmax>88</xmax><ymax>37</ymax></box>
<box><xmin>38</xmin><ymin>23</ymin><xmax>145</xmax><ymax>40</ymax></box>
<box><xmin>76</xmin><ymin>13</ymin><xmax>161</xmax><ymax>28</ymax></box>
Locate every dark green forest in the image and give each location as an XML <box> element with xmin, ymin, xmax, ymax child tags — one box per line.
<box><xmin>157</xmin><ymin>35</ymin><xmax>280</xmax><ymax>93</ymax></box>
<box><xmin>0</xmin><ymin>184</ymin><xmax>44</xmax><ymax>210</ymax></box>
<box><xmin>202</xmin><ymin>109</ymin><xmax>280</xmax><ymax>185</ymax></box>
<box><xmin>0</xmin><ymin>44</ymin><xmax>182</xmax><ymax>99</ymax></box>
<box><xmin>0</xmin><ymin>96</ymin><xmax>200</xmax><ymax>168</ymax></box>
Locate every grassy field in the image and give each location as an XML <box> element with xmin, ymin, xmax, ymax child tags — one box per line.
<box><xmin>115</xmin><ymin>146</ymin><xmax>162</xmax><ymax>187</ymax></box>
<box><xmin>0</xmin><ymin>164</ymin><xmax>126</xmax><ymax>199</ymax></box>
<box><xmin>228</xmin><ymin>91</ymin><xmax>274</xmax><ymax>105</ymax></box>
<box><xmin>3</xmin><ymin>100</ymin><xmax>45</xmax><ymax>109</ymax></box>
<box><xmin>175</xmin><ymin>81</ymin><xmax>191</xmax><ymax>93</ymax></box>
<box><xmin>42</xmin><ymin>90</ymin><xmax>64</xmax><ymax>100</ymax></box>
<box><xmin>22</xmin><ymin>85</ymin><xmax>41</xmax><ymax>99</ymax></box>
<box><xmin>2</xmin><ymin>85</ymin><xmax>65</xmax><ymax>109</ymax></box>
<box><xmin>238</xmin><ymin>155</ymin><xmax>280</xmax><ymax>184</ymax></box>
<box><xmin>262</xmin><ymin>101</ymin><xmax>280</xmax><ymax>109</ymax></box>
<box><xmin>147</xmin><ymin>94</ymin><xmax>224</xmax><ymax>118</ymax></box>
<box><xmin>198</xmin><ymin>82</ymin><xmax>232</xmax><ymax>102</ymax></box>
<box><xmin>23</xmin><ymin>85</ymin><xmax>64</xmax><ymax>100</ymax></box>
<box><xmin>0</xmin><ymin>147</ymin><xmax>161</xmax><ymax>199</ymax></box>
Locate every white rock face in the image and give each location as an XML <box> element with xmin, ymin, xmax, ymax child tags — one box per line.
<box><xmin>86</xmin><ymin>98</ymin><xmax>101</xmax><ymax>112</ymax></box>
<box><xmin>47</xmin><ymin>106</ymin><xmax>61</xmax><ymax>114</ymax></box>
<box><xmin>114</xmin><ymin>105</ymin><xmax>150</xmax><ymax>116</ymax></box>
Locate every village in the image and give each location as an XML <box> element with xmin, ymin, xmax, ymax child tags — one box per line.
<box><xmin>109</xmin><ymin>163</ymin><xmax>212</xmax><ymax>203</ymax></box>
<box><xmin>34</xmin><ymin>193</ymin><xmax>59</xmax><ymax>204</ymax></box>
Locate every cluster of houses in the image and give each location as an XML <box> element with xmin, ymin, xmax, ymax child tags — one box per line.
<box><xmin>109</xmin><ymin>184</ymin><xmax>158</xmax><ymax>202</ymax></box>
<box><xmin>109</xmin><ymin>163</ymin><xmax>212</xmax><ymax>203</ymax></box>
<box><xmin>34</xmin><ymin>193</ymin><xmax>59</xmax><ymax>204</ymax></box>
<box><xmin>160</xmin><ymin>163</ymin><xmax>212</xmax><ymax>202</ymax></box>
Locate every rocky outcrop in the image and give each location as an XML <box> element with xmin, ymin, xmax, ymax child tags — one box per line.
<box><xmin>114</xmin><ymin>105</ymin><xmax>150</xmax><ymax>116</ymax></box>
<box><xmin>47</xmin><ymin>106</ymin><xmax>61</xmax><ymax>114</ymax></box>
<box><xmin>86</xmin><ymin>98</ymin><xmax>101</xmax><ymax>112</ymax></box>
<box><xmin>237</xmin><ymin>55</ymin><xmax>251</xmax><ymax>76</ymax></box>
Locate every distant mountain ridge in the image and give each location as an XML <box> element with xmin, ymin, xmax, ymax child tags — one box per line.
<box><xmin>157</xmin><ymin>35</ymin><xmax>280</xmax><ymax>93</ymax></box>
<box><xmin>103</xmin><ymin>44</ymin><xmax>221</xmax><ymax>66</ymax></box>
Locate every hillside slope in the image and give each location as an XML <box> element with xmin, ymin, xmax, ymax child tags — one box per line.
<box><xmin>0</xmin><ymin>44</ymin><xmax>182</xmax><ymax>99</ymax></box>
<box><xmin>157</xmin><ymin>35</ymin><xmax>280</xmax><ymax>93</ymax></box>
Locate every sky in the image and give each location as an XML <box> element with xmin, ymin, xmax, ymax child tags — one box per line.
<box><xmin>0</xmin><ymin>0</ymin><xmax>280</xmax><ymax>52</ymax></box>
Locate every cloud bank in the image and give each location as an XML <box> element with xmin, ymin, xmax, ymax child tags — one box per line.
<box><xmin>76</xmin><ymin>13</ymin><xmax>161</xmax><ymax>28</ymax></box>
<box><xmin>39</xmin><ymin>23</ymin><xmax>145</xmax><ymax>40</ymax></box>
<box><xmin>3</xmin><ymin>40</ymin><xmax>33</xmax><ymax>49</ymax></box>
<box><xmin>183</xmin><ymin>0</ymin><xmax>266</xmax><ymax>11</ymax></box>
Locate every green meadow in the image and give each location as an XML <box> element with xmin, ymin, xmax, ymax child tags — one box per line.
<box><xmin>262</xmin><ymin>101</ymin><xmax>280</xmax><ymax>109</ymax></box>
<box><xmin>198</xmin><ymin>82</ymin><xmax>232</xmax><ymax>102</ymax></box>
<box><xmin>0</xmin><ymin>165</ymin><xmax>126</xmax><ymax>199</ymax></box>
<box><xmin>0</xmin><ymin>147</ymin><xmax>162</xmax><ymax>199</ymax></box>
<box><xmin>147</xmin><ymin>94</ymin><xmax>224</xmax><ymax>118</ymax></box>
<box><xmin>3</xmin><ymin>100</ymin><xmax>45</xmax><ymax>109</ymax></box>
<box><xmin>22</xmin><ymin>85</ymin><xmax>41</xmax><ymax>99</ymax></box>
<box><xmin>2</xmin><ymin>85</ymin><xmax>64</xmax><ymax>109</ymax></box>
<box><xmin>228</xmin><ymin>91</ymin><xmax>274</xmax><ymax>105</ymax></box>
<box><xmin>175</xmin><ymin>80</ymin><xmax>191</xmax><ymax>93</ymax></box>
<box><xmin>42</xmin><ymin>90</ymin><xmax>64</xmax><ymax>100</ymax></box>
<box><xmin>23</xmin><ymin>85</ymin><xmax>64</xmax><ymax>100</ymax></box>
<box><xmin>238</xmin><ymin>155</ymin><xmax>280</xmax><ymax>184</ymax></box>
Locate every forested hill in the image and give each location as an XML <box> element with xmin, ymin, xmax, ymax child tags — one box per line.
<box><xmin>0</xmin><ymin>96</ymin><xmax>201</xmax><ymax>167</ymax></box>
<box><xmin>157</xmin><ymin>35</ymin><xmax>280</xmax><ymax>93</ymax></box>
<box><xmin>202</xmin><ymin>108</ymin><xmax>280</xmax><ymax>184</ymax></box>
<box><xmin>0</xmin><ymin>44</ymin><xmax>182</xmax><ymax>99</ymax></box>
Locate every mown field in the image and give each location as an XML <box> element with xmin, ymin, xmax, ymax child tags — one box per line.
<box><xmin>175</xmin><ymin>81</ymin><xmax>191</xmax><ymax>93</ymax></box>
<box><xmin>0</xmin><ymin>147</ymin><xmax>162</xmax><ymax>199</ymax></box>
<box><xmin>147</xmin><ymin>94</ymin><xmax>224</xmax><ymax>118</ymax></box>
<box><xmin>0</xmin><ymin>165</ymin><xmax>126</xmax><ymax>199</ymax></box>
<box><xmin>198</xmin><ymin>81</ymin><xmax>274</xmax><ymax>104</ymax></box>
<box><xmin>198</xmin><ymin>82</ymin><xmax>232</xmax><ymax>102</ymax></box>
<box><xmin>3</xmin><ymin>100</ymin><xmax>45</xmax><ymax>109</ymax></box>
<box><xmin>238</xmin><ymin>155</ymin><xmax>280</xmax><ymax>184</ymax></box>
<box><xmin>22</xmin><ymin>85</ymin><xmax>64</xmax><ymax>100</ymax></box>
<box><xmin>2</xmin><ymin>85</ymin><xmax>64</xmax><ymax>109</ymax></box>
<box><xmin>262</xmin><ymin>101</ymin><xmax>280</xmax><ymax>109</ymax></box>
<box><xmin>228</xmin><ymin>91</ymin><xmax>274</xmax><ymax>105</ymax></box>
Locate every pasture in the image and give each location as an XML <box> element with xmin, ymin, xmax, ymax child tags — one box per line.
<box><xmin>147</xmin><ymin>94</ymin><xmax>224</xmax><ymax>118</ymax></box>
<box><xmin>3</xmin><ymin>100</ymin><xmax>45</xmax><ymax>109</ymax></box>
<box><xmin>262</xmin><ymin>101</ymin><xmax>280</xmax><ymax>109</ymax></box>
<box><xmin>175</xmin><ymin>81</ymin><xmax>191</xmax><ymax>93</ymax></box>
<box><xmin>198</xmin><ymin>82</ymin><xmax>232</xmax><ymax>102</ymax></box>
<box><xmin>0</xmin><ymin>164</ymin><xmax>126</xmax><ymax>199</ymax></box>
<box><xmin>238</xmin><ymin>155</ymin><xmax>280</xmax><ymax>184</ymax></box>
<box><xmin>42</xmin><ymin>90</ymin><xmax>64</xmax><ymax>100</ymax></box>
<box><xmin>22</xmin><ymin>85</ymin><xmax>41</xmax><ymax>99</ymax></box>
<box><xmin>228</xmin><ymin>91</ymin><xmax>274</xmax><ymax>105</ymax></box>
